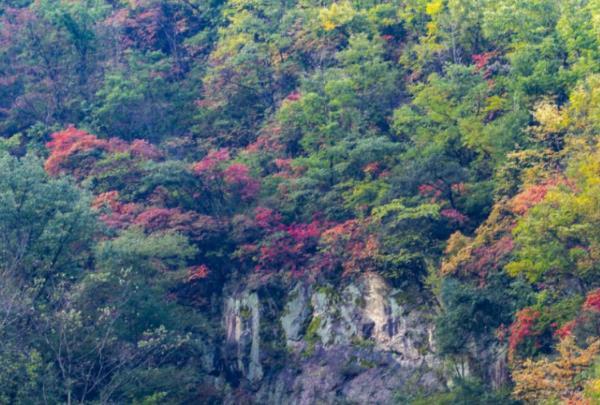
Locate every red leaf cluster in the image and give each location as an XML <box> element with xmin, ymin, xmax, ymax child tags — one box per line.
<box><xmin>192</xmin><ymin>151</ymin><xmax>260</xmax><ymax>200</ymax></box>
<box><xmin>273</xmin><ymin>158</ymin><xmax>302</xmax><ymax>179</ymax></box>
<box><xmin>244</xmin><ymin>132</ymin><xmax>284</xmax><ymax>154</ymax></box>
<box><xmin>543</xmin><ymin>290</ymin><xmax>600</xmax><ymax>341</ymax></box>
<box><xmin>245</xmin><ymin>210</ymin><xmax>328</xmax><ymax>275</ymax></box>
<box><xmin>188</xmin><ymin>264</ymin><xmax>210</xmax><ymax>281</ymax></box>
<box><xmin>133</xmin><ymin>207</ymin><xmax>222</xmax><ymax>240</ymax></box>
<box><xmin>554</xmin><ymin>320</ymin><xmax>577</xmax><ymax>339</ymax></box>
<box><xmin>104</xmin><ymin>3</ymin><xmax>175</xmax><ymax>51</ymax></box>
<box><xmin>254</xmin><ymin>207</ymin><xmax>283</xmax><ymax>229</ymax></box>
<box><xmin>92</xmin><ymin>191</ymin><xmax>121</xmax><ymax>211</ymax></box>
<box><xmin>583</xmin><ymin>289</ymin><xmax>600</xmax><ymax>313</ymax></box>
<box><xmin>441</xmin><ymin>208</ymin><xmax>468</xmax><ymax>224</ymax></box>
<box><xmin>93</xmin><ymin>191</ymin><xmax>142</xmax><ymax>229</ymax></box>
<box><xmin>45</xmin><ymin>126</ymin><xmax>162</xmax><ymax>176</ymax></box>
<box><xmin>510</xmin><ymin>178</ymin><xmax>573</xmax><ymax>215</ymax></box>
<box><xmin>472</xmin><ymin>51</ymin><xmax>497</xmax><ymax>70</ymax></box>
<box><xmin>511</xmin><ymin>183</ymin><xmax>552</xmax><ymax>215</ymax></box>
<box><xmin>419</xmin><ymin>181</ymin><xmax>468</xmax><ymax>224</ymax></box>
<box><xmin>130</xmin><ymin>139</ymin><xmax>162</xmax><ymax>160</ymax></box>
<box><xmin>254</xmin><ymin>219</ymin><xmax>324</xmax><ymax>274</ymax></box>
<box><xmin>285</xmin><ymin>91</ymin><xmax>301</xmax><ymax>102</ymax></box>
<box><xmin>45</xmin><ymin>126</ymin><xmax>111</xmax><ymax>175</ymax></box>
<box><xmin>274</xmin><ymin>158</ymin><xmax>293</xmax><ymax>171</ymax></box>
<box><xmin>418</xmin><ymin>182</ymin><xmax>444</xmax><ymax>201</ymax></box>
<box><xmin>287</xmin><ymin>221</ymin><xmax>322</xmax><ymax>243</ymax></box>
<box><xmin>320</xmin><ymin>219</ymin><xmax>379</xmax><ymax>276</ymax></box>
<box><xmin>468</xmin><ymin>236</ymin><xmax>514</xmax><ymax>283</ymax></box>
<box><xmin>93</xmin><ymin>191</ymin><xmax>222</xmax><ymax>241</ymax></box>
<box><xmin>508</xmin><ymin>308</ymin><xmax>541</xmax><ymax>361</ymax></box>
<box><xmin>134</xmin><ymin>207</ymin><xmax>189</xmax><ymax>232</ymax></box>
<box><xmin>471</xmin><ymin>51</ymin><xmax>498</xmax><ymax>78</ymax></box>
<box><xmin>239</xmin><ymin>214</ymin><xmax>376</xmax><ymax>277</ymax></box>
<box><xmin>363</xmin><ymin>162</ymin><xmax>380</xmax><ymax>176</ymax></box>
<box><xmin>192</xmin><ymin>148</ymin><xmax>230</xmax><ymax>177</ymax></box>
<box><xmin>223</xmin><ymin>163</ymin><xmax>260</xmax><ymax>200</ymax></box>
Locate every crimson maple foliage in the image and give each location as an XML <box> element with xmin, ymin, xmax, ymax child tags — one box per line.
<box><xmin>554</xmin><ymin>320</ymin><xmax>577</xmax><ymax>339</ymax></box>
<box><xmin>130</xmin><ymin>139</ymin><xmax>162</xmax><ymax>160</ymax></box>
<box><xmin>254</xmin><ymin>207</ymin><xmax>283</xmax><ymax>230</ymax></box>
<box><xmin>45</xmin><ymin>126</ymin><xmax>112</xmax><ymax>176</ymax></box>
<box><xmin>45</xmin><ymin>127</ymin><xmax>163</xmax><ymax>177</ymax></box>
<box><xmin>508</xmin><ymin>308</ymin><xmax>541</xmax><ymax>361</ymax></box>
<box><xmin>134</xmin><ymin>207</ymin><xmax>190</xmax><ymax>232</ymax></box>
<box><xmin>243</xmin><ymin>208</ymin><xmax>327</xmax><ymax>274</ymax></box>
<box><xmin>285</xmin><ymin>91</ymin><xmax>301</xmax><ymax>102</ymax></box>
<box><xmin>583</xmin><ymin>289</ymin><xmax>600</xmax><ymax>313</ymax></box>
<box><xmin>254</xmin><ymin>220</ymin><xmax>324</xmax><ymax>274</ymax></box>
<box><xmin>418</xmin><ymin>182</ymin><xmax>444</xmax><ymax>202</ymax></box>
<box><xmin>320</xmin><ymin>219</ymin><xmax>379</xmax><ymax>276</ymax></box>
<box><xmin>510</xmin><ymin>178</ymin><xmax>576</xmax><ymax>215</ymax></box>
<box><xmin>440</xmin><ymin>208</ymin><xmax>468</xmax><ymax>224</ymax></box>
<box><xmin>243</xmin><ymin>130</ymin><xmax>285</xmax><ymax>154</ymax></box>
<box><xmin>471</xmin><ymin>51</ymin><xmax>498</xmax><ymax>78</ymax></box>
<box><xmin>223</xmin><ymin>163</ymin><xmax>260</xmax><ymax>200</ymax></box>
<box><xmin>92</xmin><ymin>191</ymin><xmax>141</xmax><ymax>229</ymax></box>
<box><xmin>510</xmin><ymin>183</ymin><xmax>553</xmax><ymax>215</ymax></box>
<box><xmin>188</xmin><ymin>264</ymin><xmax>210</xmax><ymax>281</ymax></box>
<box><xmin>468</xmin><ymin>236</ymin><xmax>514</xmax><ymax>282</ymax></box>
<box><xmin>192</xmin><ymin>148</ymin><xmax>230</xmax><ymax>176</ymax></box>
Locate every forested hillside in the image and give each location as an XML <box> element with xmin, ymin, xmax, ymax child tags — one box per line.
<box><xmin>0</xmin><ymin>0</ymin><xmax>599</xmax><ymax>403</ymax></box>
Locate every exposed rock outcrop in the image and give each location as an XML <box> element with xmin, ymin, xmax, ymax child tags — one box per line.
<box><xmin>224</xmin><ymin>291</ymin><xmax>263</xmax><ymax>383</ymax></box>
<box><xmin>223</xmin><ymin>273</ymin><xmax>444</xmax><ymax>403</ymax></box>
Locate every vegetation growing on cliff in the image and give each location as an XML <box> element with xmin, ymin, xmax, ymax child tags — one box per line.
<box><xmin>0</xmin><ymin>0</ymin><xmax>599</xmax><ymax>403</ymax></box>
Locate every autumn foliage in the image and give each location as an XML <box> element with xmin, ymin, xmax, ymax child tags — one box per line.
<box><xmin>510</xmin><ymin>180</ymin><xmax>557</xmax><ymax>215</ymax></box>
<box><xmin>319</xmin><ymin>219</ymin><xmax>379</xmax><ymax>276</ymax></box>
<box><xmin>512</xmin><ymin>336</ymin><xmax>600</xmax><ymax>403</ymax></box>
<box><xmin>2</xmin><ymin>0</ymin><xmax>600</xmax><ymax>401</ymax></box>
<box><xmin>584</xmin><ymin>289</ymin><xmax>600</xmax><ymax>313</ymax></box>
<box><xmin>508</xmin><ymin>308</ymin><xmax>541</xmax><ymax>362</ymax></box>
<box><xmin>45</xmin><ymin>126</ymin><xmax>161</xmax><ymax>177</ymax></box>
<box><xmin>192</xmin><ymin>149</ymin><xmax>260</xmax><ymax>200</ymax></box>
<box><xmin>246</xmin><ymin>212</ymin><xmax>325</xmax><ymax>274</ymax></box>
<box><xmin>192</xmin><ymin>148</ymin><xmax>230</xmax><ymax>177</ymax></box>
<box><xmin>45</xmin><ymin>126</ymin><xmax>113</xmax><ymax>176</ymax></box>
<box><xmin>92</xmin><ymin>191</ymin><xmax>141</xmax><ymax>229</ymax></box>
<box><xmin>188</xmin><ymin>264</ymin><xmax>210</xmax><ymax>281</ymax></box>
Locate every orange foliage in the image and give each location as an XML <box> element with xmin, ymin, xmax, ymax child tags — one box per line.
<box><xmin>45</xmin><ymin>126</ymin><xmax>162</xmax><ymax>177</ymax></box>
<box><xmin>512</xmin><ymin>336</ymin><xmax>600</xmax><ymax>403</ymax></box>
<box><xmin>510</xmin><ymin>177</ymin><xmax>575</xmax><ymax>215</ymax></box>
<box><xmin>583</xmin><ymin>289</ymin><xmax>600</xmax><ymax>313</ymax></box>
<box><xmin>320</xmin><ymin>219</ymin><xmax>379</xmax><ymax>276</ymax></box>
<box><xmin>188</xmin><ymin>264</ymin><xmax>210</xmax><ymax>281</ymax></box>
<box><xmin>441</xmin><ymin>202</ymin><xmax>515</xmax><ymax>280</ymax></box>
<box><xmin>45</xmin><ymin>126</ymin><xmax>110</xmax><ymax>176</ymax></box>
<box><xmin>92</xmin><ymin>191</ymin><xmax>121</xmax><ymax>211</ymax></box>
<box><xmin>92</xmin><ymin>190</ymin><xmax>141</xmax><ymax>229</ymax></box>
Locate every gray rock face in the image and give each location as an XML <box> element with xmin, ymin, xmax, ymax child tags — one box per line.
<box><xmin>223</xmin><ymin>273</ymin><xmax>444</xmax><ymax>404</ymax></box>
<box><xmin>280</xmin><ymin>283</ymin><xmax>312</xmax><ymax>346</ymax></box>
<box><xmin>224</xmin><ymin>291</ymin><xmax>263</xmax><ymax>382</ymax></box>
<box><xmin>308</xmin><ymin>273</ymin><xmax>436</xmax><ymax>362</ymax></box>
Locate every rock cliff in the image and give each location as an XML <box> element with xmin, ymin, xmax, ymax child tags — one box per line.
<box><xmin>222</xmin><ymin>273</ymin><xmax>445</xmax><ymax>404</ymax></box>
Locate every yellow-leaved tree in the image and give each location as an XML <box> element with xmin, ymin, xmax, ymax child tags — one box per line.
<box><xmin>512</xmin><ymin>336</ymin><xmax>600</xmax><ymax>403</ymax></box>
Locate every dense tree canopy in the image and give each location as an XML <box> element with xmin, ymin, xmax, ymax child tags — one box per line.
<box><xmin>0</xmin><ymin>0</ymin><xmax>599</xmax><ymax>403</ymax></box>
